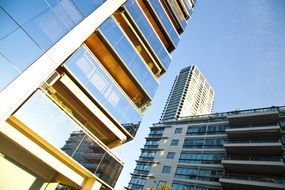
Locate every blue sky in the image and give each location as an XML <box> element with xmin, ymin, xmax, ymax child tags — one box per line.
<box><xmin>114</xmin><ymin>0</ymin><xmax>285</xmax><ymax>189</ymax></box>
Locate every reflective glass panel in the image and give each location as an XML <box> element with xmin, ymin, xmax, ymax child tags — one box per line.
<box><xmin>0</xmin><ymin>0</ymin><xmax>49</xmax><ymax>25</ymax></box>
<box><xmin>166</xmin><ymin>0</ymin><xmax>187</xmax><ymax>30</ymax></box>
<box><xmin>23</xmin><ymin>0</ymin><xmax>83</xmax><ymax>51</ymax></box>
<box><xmin>124</xmin><ymin>0</ymin><xmax>171</xmax><ymax>69</ymax></box>
<box><xmin>72</xmin><ymin>0</ymin><xmax>105</xmax><ymax>17</ymax></box>
<box><xmin>148</xmin><ymin>0</ymin><xmax>180</xmax><ymax>47</ymax></box>
<box><xmin>13</xmin><ymin>90</ymin><xmax>123</xmax><ymax>187</ymax></box>
<box><xmin>64</xmin><ymin>46</ymin><xmax>142</xmax><ymax>125</ymax></box>
<box><xmin>0</xmin><ymin>7</ymin><xmax>18</xmax><ymax>39</ymax></box>
<box><xmin>0</xmin><ymin>28</ymin><xmax>43</xmax><ymax>72</ymax></box>
<box><xmin>99</xmin><ymin>17</ymin><xmax>158</xmax><ymax>98</ymax></box>
<box><xmin>0</xmin><ymin>54</ymin><xmax>20</xmax><ymax>92</ymax></box>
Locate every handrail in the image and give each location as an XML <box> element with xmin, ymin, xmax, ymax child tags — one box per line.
<box><xmin>222</xmin><ymin>156</ymin><xmax>283</xmax><ymax>162</ymax></box>
<box><xmin>221</xmin><ymin>174</ymin><xmax>285</xmax><ymax>184</ymax></box>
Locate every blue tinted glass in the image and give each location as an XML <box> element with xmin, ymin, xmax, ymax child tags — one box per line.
<box><xmin>0</xmin><ymin>54</ymin><xmax>20</xmax><ymax>92</ymax></box>
<box><xmin>99</xmin><ymin>17</ymin><xmax>158</xmax><ymax>98</ymax></box>
<box><xmin>13</xmin><ymin>90</ymin><xmax>123</xmax><ymax>187</ymax></box>
<box><xmin>72</xmin><ymin>0</ymin><xmax>105</xmax><ymax>16</ymax></box>
<box><xmin>181</xmin><ymin>0</ymin><xmax>193</xmax><ymax>15</ymax></box>
<box><xmin>14</xmin><ymin>90</ymin><xmax>79</xmax><ymax>147</ymax></box>
<box><xmin>148</xmin><ymin>0</ymin><xmax>180</xmax><ymax>47</ymax></box>
<box><xmin>64</xmin><ymin>46</ymin><xmax>142</xmax><ymax>125</ymax></box>
<box><xmin>0</xmin><ymin>7</ymin><xmax>18</xmax><ymax>39</ymax></box>
<box><xmin>23</xmin><ymin>8</ymin><xmax>69</xmax><ymax>51</ymax></box>
<box><xmin>131</xmin><ymin>56</ymin><xmax>157</xmax><ymax>97</ymax></box>
<box><xmin>167</xmin><ymin>0</ymin><xmax>187</xmax><ymax>30</ymax></box>
<box><xmin>0</xmin><ymin>0</ymin><xmax>49</xmax><ymax>25</ymax></box>
<box><xmin>124</xmin><ymin>0</ymin><xmax>171</xmax><ymax>69</ymax></box>
<box><xmin>23</xmin><ymin>0</ymin><xmax>83</xmax><ymax>51</ymax></box>
<box><xmin>99</xmin><ymin>18</ymin><xmax>136</xmax><ymax>64</ymax></box>
<box><xmin>0</xmin><ymin>28</ymin><xmax>43</xmax><ymax>71</ymax></box>
<box><xmin>50</xmin><ymin>0</ymin><xmax>83</xmax><ymax>30</ymax></box>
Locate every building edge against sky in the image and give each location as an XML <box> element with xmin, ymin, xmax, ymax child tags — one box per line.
<box><xmin>128</xmin><ymin>106</ymin><xmax>285</xmax><ymax>190</ymax></box>
<box><xmin>160</xmin><ymin>65</ymin><xmax>215</xmax><ymax>122</ymax></box>
<box><xmin>0</xmin><ymin>0</ymin><xmax>196</xmax><ymax>189</ymax></box>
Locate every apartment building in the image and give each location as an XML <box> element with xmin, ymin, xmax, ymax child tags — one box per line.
<box><xmin>160</xmin><ymin>66</ymin><xmax>215</xmax><ymax>122</ymax></box>
<box><xmin>129</xmin><ymin>106</ymin><xmax>285</xmax><ymax>190</ymax></box>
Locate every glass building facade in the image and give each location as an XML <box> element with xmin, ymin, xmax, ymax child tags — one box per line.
<box><xmin>128</xmin><ymin>106</ymin><xmax>285</xmax><ymax>190</ymax></box>
<box><xmin>0</xmin><ymin>0</ymin><xmax>194</xmax><ymax>189</ymax></box>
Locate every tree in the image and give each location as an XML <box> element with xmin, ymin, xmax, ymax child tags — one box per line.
<box><xmin>154</xmin><ymin>184</ymin><xmax>172</xmax><ymax>190</ymax></box>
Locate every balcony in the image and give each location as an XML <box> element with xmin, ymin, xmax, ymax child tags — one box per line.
<box><xmin>223</xmin><ymin>139</ymin><xmax>284</xmax><ymax>155</ymax></box>
<box><xmin>11</xmin><ymin>90</ymin><xmax>123</xmax><ymax>188</ymax></box>
<box><xmin>221</xmin><ymin>156</ymin><xmax>285</xmax><ymax>175</ymax></box>
<box><xmin>85</xmin><ymin>17</ymin><xmax>159</xmax><ymax>108</ymax></box>
<box><xmin>161</xmin><ymin>0</ymin><xmax>187</xmax><ymax>33</ymax></box>
<box><xmin>113</xmin><ymin>10</ymin><xmax>162</xmax><ymax>77</ymax></box>
<box><xmin>60</xmin><ymin>46</ymin><xmax>143</xmax><ymax>143</ymax></box>
<box><xmin>227</xmin><ymin>107</ymin><xmax>280</xmax><ymax>125</ymax></box>
<box><xmin>178</xmin><ymin>0</ymin><xmax>194</xmax><ymax>19</ymax></box>
<box><xmin>140</xmin><ymin>0</ymin><xmax>180</xmax><ymax>50</ymax></box>
<box><xmin>219</xmin><ymin>174</ymin><xmax>285</xmax><ymax>190</ymax></box>
<box><xmin>226</xmin><ymin>124</ymin><xmax>281</xmax><ymax>139</ymax></box>
<box><xmin>123</xmin><ymin>0</ymin><xmax>172</xmax><ymax>70</ymax></box>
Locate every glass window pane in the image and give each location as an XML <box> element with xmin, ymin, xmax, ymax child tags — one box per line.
<box><xmin>0</xmin><ymin>54</ymin><xmax>20</xmax><ymax>92</ymax></box>
<box><xmin>23</xmin><ymin>8</ymin><xmax>69</xmax><ymax>51</ymax></box>
<box><xmin>124</xmin><ymin>0</ymin><xmax>171</xmax><ymax>69</ymax></box>
<box><xmin>64</xmin><ymin>46</ymin><xmax>142</xmax><ymax>125</ymax></box>
<box><xmin>13</xmin><ymin>90</ymin><xmax>123</xmax><ymax>187</ymax></box>
<box><xmin>14</xmin><ymin>90</ymin><xmax>78</xmax><ymax>148</ymax></box>
<box><xmin>0</xmin><ymin>7</ymin><xmax>18</xmax><ymax>39</ymax></box>
<box><xmin>0</xmin><ymin>0</ymin><xmax>49</xmax><ymax>25</ymax></box>
<box><xmin>99</xmin><ymin>17</ymin><xmax>158</xmax><ymax>98</ymax></box>
<box><xmin>0</xmin><ymin>28</ymin><xmax>43</xmax><ymax>72</ymax></box>
<box><xmin>148</xmin><ymin>0</ymin><xmax>180</xmax><ymax>47</ymax></box>
<box><xmin>162</xmin><ymin>166</ymin><xmax>171</xmax><ymax>173</ymax></box>
<box><xmin>50</xmin><ymin>0</ymin><xmax>83</xmax><ymax>30</ymax></box>
<box><xmin>72</xmin><ymin>0</ymin><xmax>105</xmax><ymax>17</ymax></box>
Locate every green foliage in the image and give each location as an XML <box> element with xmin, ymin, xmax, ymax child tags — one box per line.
<box><xmin>154</xmin><ymin>184</ymin><xmax>172</xmax><ymax>190</ymax></box>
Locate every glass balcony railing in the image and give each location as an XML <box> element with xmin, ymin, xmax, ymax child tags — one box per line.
<box><xmin>13</xmin><ymin>90</ymin><xmax>123</xmax><ymax>188</ymax></box>
<box><xmin>166</xmin><ymin>0</ymin><xmax>187</xmax><ymax>30</ymax></box>
<box><xmin>181</xmin><ymin>0</ymin><xmax>194</xmax><ymax>16</ymax></box>
<box><xmin>138</xmin><ymin>157</ymin><xmax>155</xmax><ymax>161</ymax></box>
<box><xmin>228</xmin><ymin>106</ymin><xmax>282</xmax><ymax>116</ymax></box>
<box><xmin>144</xmin><ymin>145</ymin><xmax>159</xmax><ymax>149</ymax></box>
<box><xmin>64</xmin><ymin>46</ymin><xmax>142</xmax><ymax>126</ymax></box>
<box><xmin>228</xmin><ymin>123</ymin><xmax>279</xmax><ymax>129</ymax></box>
<box><xmin>223</xmin><ymin>156</ymin><xmax>284</xmax><ymax>162</ymax></box>
<box><xmin>221</xmin><ymin>174</ymin><xmax>285</xmax><ymax>185</ymax></box>
<box><xmin>147</xmin><ymin>0</ymin><xmax>180</xmax><ymax>47</ymax></box>
<box><xmin>124</xmin><ymin>0</ymin><xmax>171</xmax><ymax>70</ymax></box>
<box><xmin>98</xmin><ymin>17</ymin><xmax>159</xmax><ymax>98</ymax></box>
<box><xmin>224</xmin><ymin>139</ymin><xmax>282</xmax><ymax>144</ymax></box>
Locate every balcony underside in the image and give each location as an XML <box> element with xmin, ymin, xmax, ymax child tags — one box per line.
<box><xmin>222</xmin><ymin>160</ymin><xmax>285</xmax><ymax>175</ymax></box>
<box><xmin>227</xmin><ymin>111</ymin><xmax>279</xmax><ymax>125</ymax></box>
<box><xmin>220</xmin><ymin>178</ymin><xmax>285</xmax><ymax>190</ymax></box>
<box><xmin>224</xmin><ymin>143</ymin><xmax>284</xmax><ymax>156</ymax></box>
<box><xmin>226</xmin><ymin>126</ymin><xmax>281</xmax><ymax>139</ymax></box>
<box><xmin>52</xmin><ymin>77</ymin><xmax>121</xmax><ymax>147</ymax></box>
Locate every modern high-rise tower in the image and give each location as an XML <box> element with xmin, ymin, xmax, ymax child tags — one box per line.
<box><xmin>160</xmin><ymin>65</ymin><xmax>215</xmax><ymax>122</ymax></box>
<box><xmin>128</xmin><ymin>106</ymin><xmax>285</xmax><ymax>190</ymax></box>
<box><xmin>0</xmin><ymin>0</ymin><xmax>195</xmax><ymax>189</ymax></box>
